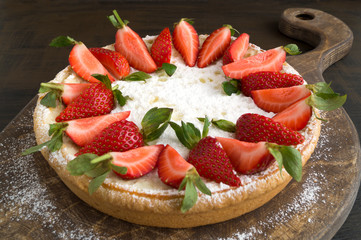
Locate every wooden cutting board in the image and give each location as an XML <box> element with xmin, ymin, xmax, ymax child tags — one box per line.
<box><xmin>1</xmin><ymin>8</ymin><xmax>359</xmax><ymax>240</ymax></box>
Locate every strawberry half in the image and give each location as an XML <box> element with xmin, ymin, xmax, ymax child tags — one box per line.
<box><xmin>223</xmin><ymin>32</ymin><xmax>249</xmax><ymax>65</ymax></box>
<box><xmin>170</xmin><ymin>118</ymin><xmax>241</xmax><ymax>187</ymax></box>
<box><xmin>197</xmin><ymin>25</ymin><xmax>232</xmax><ymax>68</ymax></box>
<box><xmin>89</xmin><ymin>47</ymin><xmax>130</xmax><ymax>79</ymax></box>
<box><xmin>173</xmin><ymin>18</ymin><xmax>199</xmax><ymax>67</ymax></box>
<box><xmin>240</xmin><ymin>71</ymin><xmax>304</xmax><ymax>97</ymax></box>
<box><xmin>21</xmin><ymin>111</ymin><xmax>130</xmax><ymax>155</ymax></box>
<box><xmin>66</xmin><ymin>145</ymin><xmax>164</xmax><ymax>195</ymax></box>
<box><xmin>151</xmin><ymin>27</ymin><xmax>172</xmax><ymax>67</ymax></box>
<box><xmin>108</xmin><ymin>10</ymin><xmax>157</xmax><ymax>73</ymax></box>
<box><xmin>76</xmin><ymin>119</ymin><xmax>144</xmax><ymax>156</ymax></box>
<box><xmin>251</xmin><ymin>85</ymin><xmax>311</xmax><ymax>113</ymax></box>
<box><xmin>111</xmin><ymin>145</ymin><xmax>164</xmax><ymax>179</ymax></box>
<box><xmin>76</xmin><ymin>107</ymin><xmax>173</xmax><ymax>156</ymax></box>
<box><xmin>235</xmin><ymin>113</ymin><xmax>305</xmax><ymax>145</ymax></box>
<box><xmin>272</xmin><ymin>96</ymin><xmax>312</xmax><ymax>131</ymax></box>
<box><xmin>216</xmin><ymin>137</ymin><xmax>303</xmax><ymax>182</ymax></box>
<box><xmin>222</xmin><ymin>46</ymin><xmax>286</xmax><ymax>79</ymax></box>
<box><xmin>158</xmin><ymin>144</ymin><xmax>211</xmax><ymax>212</ymax></box>
<box><xmin>216</xmin><ymin>137</ymin><xmax>274</xmax><ymax>174</ymax></box>
<box><xmin>39</xmin><ymin>82</ymin><xmax>93</xmax><ymax>107</ymax></box>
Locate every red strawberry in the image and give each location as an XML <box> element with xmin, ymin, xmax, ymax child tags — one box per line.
<box><xmin>76</xmin><ymin>107</ymin><xmax>173</xmax><ymax>156</ymax></box>
<box><xmin>272</xmin><ymin>96</ymin><xmax>312</xmax><ymax>131</ymax></box>
<box><xmin>89</xmin><ymin>48</ymin><xmax>130</xmax><ymax>79</ymax></box>
<box><xmin>76</xmin><ymin>119</ymin><xmax>144</xmax><ymax>156</ymax></box>
<box><xmin>69</xmin><ymin>43</ymin><xmax>115</xmax><ymax>83</ymax></box>
<box><xmin>158</xmin><ymin>144</ymin><xmax>193</xmax><ymax>188</ymax></box>
<box><xmin>151</xmin><ymin>27</ymin><xmax>172</xmax><ymax>67</ymax></box>
<box><xmin>173</xmin><ymin>18</ymin><xmax>199</xmax><ymax>67</ymax></box>
<box><xmin>39</xmin><ymin>82</ymin><xmax>93</xmax><ymax>107</ymax></box>
<box><xmin>223</xmin><ymin>33</ymin><xmax>249</xmax><ymax>65</ymax></box>
<box><xmin>222</xmin><ymin>46</ymin><xmax>286</xmax><ymax>79</ymax></box>
<box><xmin>188</xmin><ymin>136</ymin><xmax>241</xmax><ymax>186</ymax></box>
<box><xmin>251</xmin><ymin>85</ymin><xmax>311</xmax><ymax>113</ymax></box>
<box><xmin>216</xmin><ymin>137</ymin><xmax>274</xmax><ymax>174</ymax></box>
<box><xmin>157</xmin><ymin>144</ymin><xmax>211</xmax><ymax>212</ymax></box>
<box><xmin>111</xmin><ymin>145</ymin><xmax>164</xmax><ymax>179</ymax></box>
<box><xmin>197</xmin><ymin>25</ymin><xmax>232</xmax><ymax>68</ymax></box>
<box><xmin>240</xmin><ymin>71</ymin><xmax>304</xmax><ymax>97</ymax></box>
<box><xmin>170</xmin><ymin>119</ymin><xmax>241</xmax><ymax>187</ymax></box>
<box><xmin>235</xmin><ymin>113</ymin><xmax>305</xmax><ymax>145</ymax></box>
<box><xmin>108</xmin><ymin>11</ymin><xmax>157</xmax><ymax>73</ymax></box>
<box><xmin>49</xmin><ymin>36</ymin><xmax>115</xmax><ymax>83</ymax></box>
<box><xmin>65</xmin><ymin>111</ymin><xmax>130</xmax><ymax>146</ymax></box>
<box><xmin>55</xmin><ymin>81</ymin><xmax>114</xmax><ymax>122</ymax></box>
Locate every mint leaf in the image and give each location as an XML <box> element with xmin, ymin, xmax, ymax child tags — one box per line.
<box><xmin>67</xmin><ymin>153</ymin><xmax>99</xmax><ymax>176</ymax></box>
<box><xmin>124</xmin><ymin>72</ymin><xmax>151</xmax><ymax>82</ymax></box>
<box><xmin>306</xmin><ymin>82</ymin><xmax>347</xmax><ymax>111</ymax></box>
<box><xmin>89</xmin><ymin>170</ymin><xmax>111</xmax><ymax>195</ymax></box>
<box><xmin>268</xmin><ymin>146</ymin><xmax>283</xmax><ymax>176</ymax></box>
<box><xmin>141</xmin><ymin>107</ymin><xmax>173</xmax><ymax>143</ymax></box>
<box><xmin>113</xmin><ymin>88</ymin><xmax>130</xmax><ymax>107</ymax></box>
<box><xmin>283</xmin><ymin>44</ymin><xmax>301</xmax><ymax>55</ymax></box>
<box><xmin>222</xmin><ymin>80</ymin><xmax>240</xmax><ymax>96</ymax></box>
<box><xmin>92</xmin><ymin>74</ymin><xmax>112</xmax><ymax>89</ymax></box>
<box><xmin>161</xmin><ymin>63</ymin><xmax>177</xmax><ymax>76</ymax></box>
<box><xmin>40</xmin><ymin>92</ymin><xmax>58</xmax><ymax>108</ymax></box>
<box><xmin>280</xmin><ymin>146</ymin><xmax>302</xmax><ymax>182</ymax></box>
<box><xmin>49</xmin><ymin>36</ymin><xmax>78</xmax><ymax>47</ymax></box>
<box><xmin>211</xmin><ymin>119</ymin><xmax>236</xmax><ymax>133</ymax></box>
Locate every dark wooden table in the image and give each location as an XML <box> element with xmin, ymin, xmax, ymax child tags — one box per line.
<box><xmin>1</xmin><ymin>0</ymin><xmax>360</xmax><ymax>239</ymax></box>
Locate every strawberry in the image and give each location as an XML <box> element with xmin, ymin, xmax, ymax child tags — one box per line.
<box><xmin>251</xmin><ymin>85</ymin><xmax>311</xmax><ymax>113</ymax></box>
<box><xmin>223</xmin><ymin>32</ymin><xmax>249</xmax><ymax>65</ymax></box>
<box><xmin>108</xmin><ymin>10</ymin><xmax>157</xmax><ymax>73</ymax></box>
<box><xmin>21</xmin><ymin>111</ymin><xmax>130</xmax><ymax>155</ymax></box>
<box><xmin>222</xmin><ymin>44</ymin><xmax>301</xmax><ymax>79</ymax></box>
<box><xmin>76</xmin><ymin>107</ymin><xmax>173</xmax><ymax>156</ymax></box>
<box><xmin>216</xmin><ymin>137</ymin><xmax>303</xmax><ymax>182</ymax></box>
<box><xmin>111</xmin><ymin>145</ymin><xmax>164</xmax><ymax>179</ymax></box>
<box><xmin>55</xmin><ymin>79</ymin><xmax>114</xmax><ymax>122</ymax></box>
<box><xmin>240</xmin><ymin>71</ymin><xmax>304</xmax><ymax>97</ymax></box>
<box><xmin>235</xmin><ymin>113</ymin><xmax>305</xmax><ymax>145</ymax></box>
<box><xmin>173</xmin><ymin>18</ymin><xmax>199</xmax><ymax>67</ymax></box>
<box><xmin>216</xmin><ymin>137</ymin><xmax>274</xmax><ymax>174</ymax></box>
<box><xmin>170</xmin><ymin>117</ymin><xmax>241</xmax><ymax>186</ymax></box>
<box><xmin>197</xmin><ymin>25</ymin><xmax>233</xmax><ymax>68</ymax></box>
<box><xmin>151</xmin><ymin>27</ymin><xmax>172</xmax><ymax>67</ymax></box>
<box><xmin>89</xmin><ymin>48</ymin><xmax>130</xmax><ymax>79</ymax></box>
<box><xmin>158</xmin><ymin>144</ymin><xmax>211</xmax><ymax>212</ymax></box>
<box><xmin>49</xmin><ymin>36</ymin><xmax>115</xmax><ymax>83</ymax></box>
<box><xmin>272</xmin><ymin>96</ymin><xmax>312</xmax><ymax>131</ymax></box>
<box><xmin>39</xmin><ymin>82</ymin><xmax>93</xmax><ymax>107</ymax></box>
<box><xmin>252</xmin><ymin>82</ymin><xmax>347</xmax><ymax>114</ymax></box>
<box><xmin>66</xmin><ymin>145</ymin><xmax>164</xmax><ymax>195</ymax></box>
<box><xmin>76</xmin><ymin>119</ymin><xmax>144</xmax><ymax>156</ymax></box>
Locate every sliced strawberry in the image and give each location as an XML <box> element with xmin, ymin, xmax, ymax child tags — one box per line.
<box><xmin>65</xmin><ymin>111</ymin><xmax>130</xmax><ymax>146</ymax></box>
<box><xmin>222</xmin><ymin>46</ymin><xmax>286</xmax><ymax>79</ymax></box>
<box><xmin>173</xmin><ymin>18</ymin><xmax>199</xmax><ymax>67</ymax></box>
<box><xmin>235</xmin><ymin>113</ymin><xmax>305</xmax><ymax>145</ymax></box>
<box><xmin>111</xmin><ymin>145</ymin><xmax>164</xmax><ymax>179</ymax></box>
<box><xmin>272</xmin><ymin>96</ymin><xmax>312</xmax><ymax>131</ymax></box>
<box><xmin>69</xmin><ymin>43</ymin><xmax>115</xmax><ymax>83</ymax></box>
<box><xmin>151</xmin><ymin>27</ymin><xmax>172</xmax><ymax>67</ymax></box>
<box><xmin>158</xmin><ymin>144</ymin><xmax>193</xmax><ymax>188</ymax></box>
<box><xmin>89</xmin><ymin>48</ymin><xmax>130</xmax><ymax>80</ymax></box>
<box><xmin>251</xmin><ymin>85</ymin><xmax>311</xmax><ymax>113</ymax></box>
<box><xmin>109</xmin><ymin>11</ymin><xmax>157</xmax><ymax>73</ymax></box>
<box><xmin>216</xmin><ymin>137</ymin><xmax>274</xmax><ymax>174</ymax></box>
<box><xmin>240</xmin><ymin>71</ymin><xmax>304</xmax><ymax>97</ymax></box>
<box><xmin>61</xmin><ymin>83</ymin><xmax>93</xmax><ymax>105</ymax></box>
<box><xmin>158</xmin><ymin>144</ymin><xmax>211</xmax><ymax>212</ymax></box>
<box><xmin>197</xmin><ymin>25</ymin><xmax>232</xmax><ymax>68</ymax></box>
<box><xmin>223</xmin><ymin>33</ymin><xmax>249</xmax><ymax>65</ymax></box>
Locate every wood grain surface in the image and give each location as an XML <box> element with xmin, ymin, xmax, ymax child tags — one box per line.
<box><xmin>1</xmin><ymin>1</ymin><xmax>360</xmax><ymax>239</ymax></box>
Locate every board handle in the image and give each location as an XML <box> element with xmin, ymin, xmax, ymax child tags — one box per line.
<box><xmin>279</xmin><ymin>8</ymin><xmax>353</xmax><ymax>79</ymax></box>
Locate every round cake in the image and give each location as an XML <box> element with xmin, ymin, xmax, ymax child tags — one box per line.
<box><xmin>31</xmin><ymin>29</ymin><xmax>322</xmax><ymax>228</ymax></box>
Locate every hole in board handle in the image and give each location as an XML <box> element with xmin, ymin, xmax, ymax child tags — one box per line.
<box><xmin>296</xmin><ymin>13</ymin><xmax>315</xmax><ymax>20</ymax></box>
